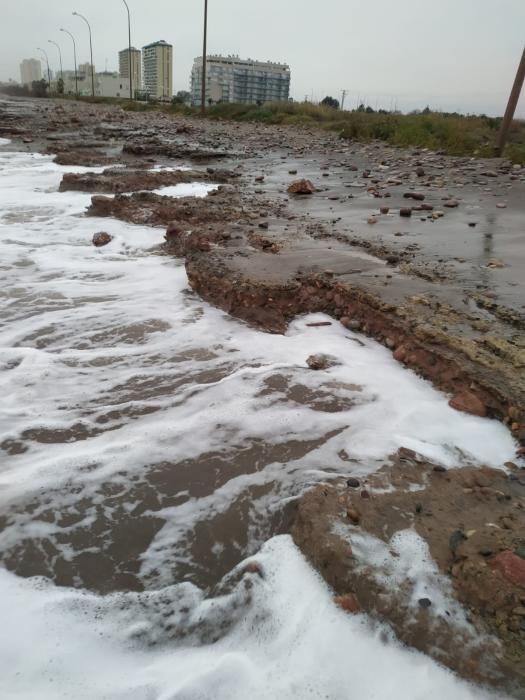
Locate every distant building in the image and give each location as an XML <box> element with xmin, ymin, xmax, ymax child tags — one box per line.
<box><xmin>191</xmin><ymin>55</ymin><xmax>290</xmax><ymax>107</ymax></box>
<box><xmin>119</xmin><ymin>47</ymin><xmax>141</xmax><ymax>94</ymax></box>
<box><xmin>79</xmin><ymin>63</ymin><xmax>95</xmax><ymax>79</ymax></box>
<box><xmin>142</xmin><ymin>40</ymin><xmax>172</xmax><ymax>99</ymax></box>
<box><xmin>20</xmin><ymin>58</ymin><xmax>42</xmax><ymax>86</ymax></box>
<box><xmin>95</xmin><ymin>72</ymin><xmax>130</xmax><ymax>98</ymax></box>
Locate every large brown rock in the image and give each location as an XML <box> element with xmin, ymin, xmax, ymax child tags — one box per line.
<box><xmin>490</xmin><ymin>551</ymin><xmax>525</xmax><ymax>587</ymax></box>
<box><xmin>449</xmin><ymin>390</ymin><xmax>487</xmax><ymax>417</ymax></box>
<box><xmin>92</xmin><ymin>231</ymin><xmax>113</xmax><ymax>247</ymax></box>
<box><xmin>287</xmin><ymin>179</ymin><xmax>316</xmax><ymax>195</ymax></box>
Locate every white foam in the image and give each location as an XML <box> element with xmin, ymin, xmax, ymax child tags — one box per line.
<box><xmin>153</xmin><ymin>182</ymin><xmax>219</xmax><ymax>197</ymax></box>
<box><xmin>0</xmin><ymin>148</ymin><xmax>516</xmax><ymax>698</ymax></box>
<box><xmin>0</xmin><ymin>137</ymin><xmax>11</xmax><ymax>146</ymax></box>
<box><xmin>0</xmin><ymin>536</ymin><xmax>503</xmax><ymax>700</ymax></box>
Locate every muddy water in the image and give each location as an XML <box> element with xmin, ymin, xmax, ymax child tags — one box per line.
<box><xmin>0</xmin><ymin>141</ymin><xmax>515</xmax><ymax>699</ymax></box>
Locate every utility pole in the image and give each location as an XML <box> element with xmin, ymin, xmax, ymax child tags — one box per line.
<box><xmin>201</xmin><ymin>0</ymin><xmax>208</xmax><ymax>114</ymax></box>
<box><xmin>122</xmin><ymin>0</ymin><xmax>133</xmax><ymax>101</ymax></box>
<box><xmin>73</xmin><ymin>11</ymin><xmax>95</xmax><ymax>97</ymax></box>
<box><xmin>495</xmin><ymin>46</ymin><xmax>525</xmax><ymax>157</ymax></box>
<box><xmin>341</xmin><ymin>89</ymin><xmax>348</xmax><ymax>111</ymax></box>
<box><xmin>60</xmin><ymin>28</ymin><xmax>78</xmax><ymax>97</ymax></box>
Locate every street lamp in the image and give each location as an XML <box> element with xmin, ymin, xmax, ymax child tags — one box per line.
<box><xmin>121</xmin><ymin>0</ymin><xmax>133</xmax><ymax>101</ymax></box>
<box><xmin>60</xmin><ymin>28</ymin><xmax>79</xmax><ymax>97</ymax></box>
<box><xmin>72</xmin><ymin>11</ymin><xmax>95</xmax><ymax>97</ymax></box>
<box><xmin>37</xmin><ymin>47</ymin><xmax>51</xmax><ymax>86</ymax></box>
<box><xmin>48</xmin><ymin>40</ymin><xmax>63</xmax><ymax>80</ymax></box>
<box><xmin>201</xmin><ymin>0</ymin><xmax>208</xmax><ymax>114</ymax></box>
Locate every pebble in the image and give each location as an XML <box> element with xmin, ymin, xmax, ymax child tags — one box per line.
<box><xmin>346</xmin><ymin>477</ymin><xmax>360</xmax><ymax>488</ymax></box>
<box><xmin>418</xmin><ymin>598</ymin><xmax>432</xmax><ymax>609</ymax></box>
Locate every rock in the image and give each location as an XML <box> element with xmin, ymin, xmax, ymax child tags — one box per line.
<box><xmin>242</xmin><ymin>561</ymin><xmax>264</xmax><ymax>578</ymax></box>
<box><xmin>404</xmin><ymin>192</ymin><xmax>425</xmax><ymax>201</ymax></box>
<box><xmin>415</xmin><ymin>166</ymin><xmax>425</xmax><ymax>177</ymax></box>
<box><xmin>255</xmin><ymin>175</ymin><xmax>265</xmax><ymax>182</ymax></box>
<box><xmin>393</xmin><ymin>346</ymin><xmax>407</xmax><ymax>362</ymax></box>
<box><xmin>367</xmin><ymin>216</ymin><xmax>378</xmax><ymax>225</ymax></box>
<box><xmin>490</xmin><ymin>551</ymin><xmax>525</xmax><ymax>587</ymax></box>
<box><xmin>307</xmin><ymin>354</ymin><xmax>331</xmax><ymax>370</ymax></box>
<box><xmin>346</xmin><ymin>507</ymin><xmax>361</xmax><ymax>525</ymax></box>
<box><xmin>335</xmin><ymin>593</ymin><xmax>361</xmax><ymax>614</ymax></box>
<box><xmin>341</xmin><ymin>317</ymin><xmax>361</xmax><ymax>331</ymax></box>
<box><xmin>386</xmin><ymin>254</ymin><xmax>399</xmax><ymax>265</ymax></box>
<box><xmin>380</xmin><ymin>207</ymin><xmax>390</xmax><ymax>214</ymax></box>
<box><xmin>449</xmin><ymin>529</ymin><xmax>467</xmax><ymax>553</ymax></box>
<box><xmin>92</xmin><ymin>231</ymin><xmax>113</xmax><ymax>247</ymax></box>
<box><xmin>515</xmin><ymin>545</ymin><xmax>525</xmax><ymax>561</ymax></box>
<box><xmin>346</xmin><ymin>477</ymin><xmax>360</xmax><ymax>488</ymax></box>
<box><xmin>496</xmin><ymin>203</ymin><xmax>507</xmax><ymax>209</ymax></box>
<box><xmin>288</xmin><ymin>169</ymin><xmax>298</xmax><ymax>175</ymax></box>
<box><xmin>287</xmin><ymin>179</ymin><xmax>316</xmax><ymax>195</ymax></box>
<box><xmin>486</xmin><ymin>258</ymin><xmax>505</xmax><ymax>269</ymax></box>
<box><xmin>418</xmin><ymin>598</ymin><xmax>432</xmax><ymax>608</ymax></box>
<box><xmin>444</xmin><ymin>200</ymin><xmax>459</xmax><ymax>208</ymax></box>
<box><xmin>399</xmin><ymin>207</ymin><xmax>412</xmax><ymax>217</ymax></box>
<box><xmin>449</xmin><ymin>391</ymin><xmax>487</xmax><ymax>417</ymax></box>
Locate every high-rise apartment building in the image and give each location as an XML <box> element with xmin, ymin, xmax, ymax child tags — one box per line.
<box><xmin>20</xmin><ymin>58</ymin><xmax>42</xmax><ymax>86</ymax></box>
<box><xmin>191</xmin><ymin>55</ymin><xmax>290</xmax><ymax>107</ymax></box>
<box><xmin>142</xmin><ymin>40</ymin><xmax>173</xmax><ymax>99</ymax></box>
<box><xmin>119</xmin><ymin>47</ymin><xmax>142</xmax><ymax>93</ymax></box>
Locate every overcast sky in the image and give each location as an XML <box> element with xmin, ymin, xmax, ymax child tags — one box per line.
<box><xmin>1</xmin><ymin>0</ymin><xmax>524</xmax><ymax>115</ymax></box>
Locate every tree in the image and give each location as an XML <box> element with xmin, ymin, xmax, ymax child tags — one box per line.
<box><xmin>57</xmin><ymin>78</ymin><xmax>64</xmax><ymax>95</ymax></box>
<box><xmin>31</xmin><ymin>79</ymin><xmax>48</xmax><ymax>98</ymax></box>
<box><xmin>172</xmin><ymin>90</ymin><xmax>191</xmax><ymax>105</ymax></box>
<box><xmin>321</xmin><ymin>95</ymin><xmax>340</xmax><ymax>109</ymax></box>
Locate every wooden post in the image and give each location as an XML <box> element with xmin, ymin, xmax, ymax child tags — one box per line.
<box><xmin>495</xmin><ymin>47</ymin><xmax>525</xmax><ymax>157</ymax></box>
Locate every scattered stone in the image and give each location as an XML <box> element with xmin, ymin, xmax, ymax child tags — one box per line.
<box><xmin>490</xmin><ymin>551</ymin><xmax>525</xmax><ymax>587</ymax></box>
<box><xmin>307</xmin><ymin>354</ymin><xmax>332</xmax><ymax>370</ymax></box>
<box><xmin>346</xmin><ymin>477</ymin><xmax>361</xmax><ymax>488</ymax></box>
<box><xmin>415</xmin><ymin>166</ymin><xmax>425</xmax><ymax>177</ymax></box>
<box><xmin>367</xmin><ymin>216</ymin><xmax>378</xmax><ymax>225</ymax></box>
<box><xmin>404</xmin><ymin>192</ymin><xmax>425</xmax><ymax>201</ymax></box>
<box><xmin>418</xmin><ymin>598</ymin><xmax>432</xmax><ymax>609</ymax></box>
<box><xmin>287</xmin><ymin>179</ymin><xmax>316</xmax><ymax>195</ymax></box>
<box><xmin>335</xmin><ymin>593</ymin><xmax>361</xmax><ymax>614</ymax></box>
<box><xmin>486</xmin><ymin>258</ymin><xmax>506</xmax><ymax>269</ymax></box>
<box><xmin>433</xmin><ymin>465</ymin><xmax>447</xmax><ymax>473</ymax></box>
<box><xmin>346</xmin><ymin>507</ymin><xmax>361</xmax><ymax>525</ymax></box>
<box><xmin>449</xmin><ymin>529</ymin><xmax>467</xmax><ymax>553</ymax></box>
<box><xmin>92</xmin><ymin>231</ymin><xmax>113</xmax><ymax>247</ymax></box>
<box><xmin>380</xmin><ymin>207</ymin><xmax>390</xmax><ymax>214</ymax></box>
<box><xmin>399</xmin><ymin>207</ymin><xmax>412</xmax><ymax>217</ymax></box>
<box><xmin>444</xmin><ymin>200</ymin><xmax>459</xmax><ymax>208</ymax></box>
<box><xmin>288</xmin><ymin>169</ymin><xmax>298</xmax><ymax>175</ymax></box>
<box><xmin>496</xmin><ymin>203</ymin><xmax>507</xmax><ymax>209</ymax></box>
<box><xmin>341</xmin><ymin>317</ymin><xmax>361</xmax><ymax>331</ymax></box>
<box><xmin>449</xmin><ymin>391</ymin><xmax>487</xmax><ymax>417</ymax></box>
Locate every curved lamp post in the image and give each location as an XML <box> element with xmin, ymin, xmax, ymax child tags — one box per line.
<box><xmin>72</xmin><ymin>11</ymin><xmax>95</xmax><ymax>97</ymax></box>
<box><xmin>121</xmin><ymin>0</ymin><xmax>133</xmax><ymax>101</ymax></box>
<box><xmin>37</xmin><ymin>47</ymin><xmax>51</xmax><ymax>86</ymax></box>
<box><xmin>48</xmin><ymin>40</ymin><xmax>63</xmax><ymax>81</ymax></box>
<box><xmin>60</xmin><ymin>28</ymin><xmax>79</xmax><ymax>97</ymax></box>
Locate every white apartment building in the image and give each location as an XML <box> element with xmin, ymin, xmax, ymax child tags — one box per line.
<box><xmin>20</xmin><ymin>58</ymin><xmax>42</xmax><ymax>86</ymax></box>
<box><xmin>142</xmin><ymin>40</ymin><xmax>173</xmax><ymax>99</ymax></box>
<box><xmin>95</xmin><ymin>73</ymin><xmax>130</xmax><ymax>98</ymax></box>
<box><xmin>191</xmin><ymin>55</ymin><xmax>291</xmax><ymax>107</ymax></box>
<box><xmin>119</xmin><ymin>47</ymin><xmax>142</xmax><ymax>94</ymax></box>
